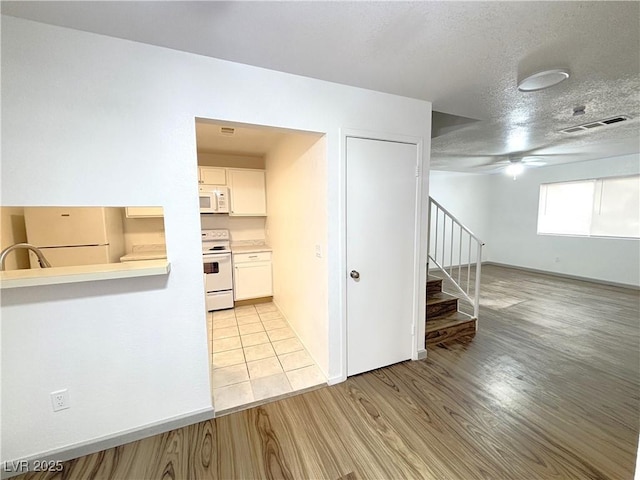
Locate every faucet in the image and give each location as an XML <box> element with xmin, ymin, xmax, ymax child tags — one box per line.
<box><xmin>0</xmin><ymin>243</ymin><xmax>52</xmax><ymax>271</ymax></box>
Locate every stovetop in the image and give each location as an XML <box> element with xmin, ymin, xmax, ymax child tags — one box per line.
<box><xmin>202</xmin><ymin>229</ymin><xmax>230</xmax><ymax>254</ymax></box>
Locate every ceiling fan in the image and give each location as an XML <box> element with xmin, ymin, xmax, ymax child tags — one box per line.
<box><xmin>482</xmin><ymin>155</ymin><xmax>549</xmax><ymax>178</ymax></box>
<box><xmin>464</xmin><ymin>149</ymin><xmax>565</xmax><ymax>177</ymax></box>
<box><xmin>435</xmin><ymin>146</ymin><xmax>569</xmax><ymax>176</ymax></box>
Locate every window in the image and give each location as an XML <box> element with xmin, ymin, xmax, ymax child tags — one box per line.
<box><xmin>538</xmin><ymin>175</ymin><xmax>640</xmax><ymax>238</ymax></box>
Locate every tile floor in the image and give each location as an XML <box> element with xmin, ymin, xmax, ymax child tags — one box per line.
<box><xmin>208</xmin><ymin>302</ymin><xmax>326</xmax><ymax>413</ymax></box>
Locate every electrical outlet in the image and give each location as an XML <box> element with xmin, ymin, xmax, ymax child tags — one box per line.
<box><xmin>50</xmin><ymin>389</ymin><xmax>70</xmax><ymax>412</ymax></box>
<box><xmin>315</xmin><ymin>244</ymin><xmax>322</xmax><ymax>258</ymax></box>
<box><xmin>555</xmin><ymin>257</ymin><xmax>560</xmax><ymax>263</ymax></box>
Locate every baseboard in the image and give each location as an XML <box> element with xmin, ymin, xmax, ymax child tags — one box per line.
<box><xmin>234</xmin><ymin>296</ymin><xmax>273</xmax><ymax>307</ymax></box>
<box><xmin>1</xmin><ymin>406</ymin><xmax>215</xmax><ymax>479</ymax></box>
<box><xmin>484</xmin><ymin>262</ymin><xmax>640</xmax><ymax>290</ymax></box>
<box><xmin>327</xmin><ymin>374</ymin><xmax>346</xmax><ymax>385</ymax></box>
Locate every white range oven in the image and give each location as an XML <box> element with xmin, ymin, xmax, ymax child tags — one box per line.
<box><xmin>202</xmin><ymin>229</ymin><xmax>234</xmax><ymax>311</ymax></box>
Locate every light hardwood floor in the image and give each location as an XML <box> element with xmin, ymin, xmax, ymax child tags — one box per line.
<box><xmin>13</xmin><ymin>265</ymin><xmax>640</xmax><ymax>479</ymax></box>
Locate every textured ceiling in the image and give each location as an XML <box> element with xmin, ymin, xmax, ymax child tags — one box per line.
<box><xmin>3</xmin><ymin>1</ymin><xmax>639</xmax><ymax>172</ymax></box>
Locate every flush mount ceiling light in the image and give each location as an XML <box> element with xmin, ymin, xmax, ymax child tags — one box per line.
<box><xmin>517</xmin><ymin>69</ymin><xmax>570</xmax><ymax>92</ymax></box>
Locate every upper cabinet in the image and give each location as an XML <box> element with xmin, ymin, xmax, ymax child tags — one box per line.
<box><xmin>198</xmin><ymin>167</ymin><xmax>226</xmax><ymax>185</ymax></box>
<box><xmin>125</xmin><ymin>207</ymin><xmax>164</xmax><ymax>218</ymax></box>
<box><xmin>227</xmin><ymin>168</ymin><xmax>267</xmax><ymax>216</ymax></box>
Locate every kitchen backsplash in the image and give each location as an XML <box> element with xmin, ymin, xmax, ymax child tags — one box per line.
<box><xmin>123</xmin><ymin>216</ymin><xmax>165</xmax><ymax>252</ymax></box>
<box><xmin>200</xmin><ymin>215</ymin><xmax>266</xmax><ymax>243</ymax></box>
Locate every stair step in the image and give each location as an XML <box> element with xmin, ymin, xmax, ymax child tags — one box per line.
<box><xmin>426</xmin><ymin>311</ymin><xmax>475</xmax><ymax>332</ymax></box>
<box><xmin>427</xmin><ymin>276</ymin><xmax>443</xmax><ymax>295</ymax></box>
<box><xmin>427</xmin><ymin>292</ymin><xmax>458</xmax><ymax>318</ymax></box>
<box><xmin>426</xmin><ymin>312</ymin><xmax>477</xmax><ymax>346</ymax></box>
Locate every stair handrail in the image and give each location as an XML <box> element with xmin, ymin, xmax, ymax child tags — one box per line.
<box><xmin>428</xmin><ymin>196</ymin><xmax>485</xmax><ymax>318</ymax></box>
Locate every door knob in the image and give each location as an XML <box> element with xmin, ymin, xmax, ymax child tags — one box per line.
<box><xmin>350</xmin><ymin>270</ymin><xmax>360</xmax><ymax>279</ymax></box>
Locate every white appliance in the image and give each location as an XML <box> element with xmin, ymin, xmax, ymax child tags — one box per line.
<box><xmin>23</xmin><ymin>207</ymin><xmax>125</xmax><ymax>267</ymax></box>
<box><xmin>202</xmin><ymin>229</ymin><xmax>234</xmax><ymax>311</ymax></box>
<box><xmin>199</xmin><ymin>186</ymin><xmax>229</xmax><ymax>214</ymax></box>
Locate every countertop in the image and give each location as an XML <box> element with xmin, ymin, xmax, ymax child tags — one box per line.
<box><xmin>230</xmin><ymin>243</ymin><xmax>272</xmax><ymax>254</ymax></box>
<box><xmin>120</xmin><ymin>244</ymin><xmax>167</xmax><ymax>262</ymax></box>
<box><xmin>0</xmin><ymin>260</ymin><xmax>171</xmax><ymax>289</ymax></box>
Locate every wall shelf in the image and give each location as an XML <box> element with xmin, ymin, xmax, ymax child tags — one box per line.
<box><xmin>0</xmin><ymin>260</ymin><xmax>171</xmax><ymax>289</ymax></box>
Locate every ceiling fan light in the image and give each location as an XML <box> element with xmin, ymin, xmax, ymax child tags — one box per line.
<box><xmin>505</xmin><ymin>163</ymin><xmax>525</xmax><ymax>177</ymax></box>
<box><xmin>517</xmin><ymin>69</ymin><xmax>570</xmax><ymax>92</ymax></box>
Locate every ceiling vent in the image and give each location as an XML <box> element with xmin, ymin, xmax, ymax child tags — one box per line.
<box><xmin>219</xmin><ymin>127</ymin><xmax>235</xmax><ymax>136</ymax></box>
<box><xmin>560</xmin><ymin>116</ymin><xmax>630</xmax><ymax>134</ymax></box>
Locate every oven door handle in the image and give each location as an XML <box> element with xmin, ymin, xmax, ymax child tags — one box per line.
<box><xmin>203</xmin><ymin>254</ymin><xmax>231</xmax><ymax>264</ymax></box>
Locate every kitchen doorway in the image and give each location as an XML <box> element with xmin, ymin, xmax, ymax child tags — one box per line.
<box><xmin>195</xmin><ymin>118</ymin><xmax>329</xmax><ymax>414</ymax></box>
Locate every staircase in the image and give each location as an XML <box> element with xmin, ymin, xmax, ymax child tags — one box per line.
<box><xmin>426</xmin><ymin>276</ymin><xmax>477</xmax><ymax>346</ymax></box>
<box><xmin>426</xmin><ymin>196</ymin><xmax>484</xmax><ymax>347</ymax></box>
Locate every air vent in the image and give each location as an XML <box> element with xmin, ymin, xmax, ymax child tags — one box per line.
<box><xmin>560</xmin><ymin>116</ymin><xmax>629</xmax><ymax>134</ymax></box>
<box><xmin>602</xmin><ymin>117</ymin><xmax>627</xmax><ymax>125</ymax></box>
<box><xmin>219</xmin><ymin>127</ymin><xmax>235</xmax><ymax>136</ymax></box>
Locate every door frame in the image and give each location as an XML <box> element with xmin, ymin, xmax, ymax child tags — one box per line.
<box><xmin>336</xmin><ymin>128</ymin><xmax>428</xmax><ymax>382</ymax></box>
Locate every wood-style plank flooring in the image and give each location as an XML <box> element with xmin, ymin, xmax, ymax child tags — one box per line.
<box><xmin>15</xmin><ymin>265</ymin><xmax>640</xmax><ymax>479</ymax></box>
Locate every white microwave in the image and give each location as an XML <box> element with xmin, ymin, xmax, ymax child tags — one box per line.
<box><xmin>199</xmin><ymin>186</ymin><xmax>229</xmax><ymax>214</ymax></box>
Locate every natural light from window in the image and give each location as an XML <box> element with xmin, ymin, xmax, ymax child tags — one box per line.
<box><xmin>537</xmin><ymin>175</ymin><xmax>640</xmax><ymax>239</ymax></box>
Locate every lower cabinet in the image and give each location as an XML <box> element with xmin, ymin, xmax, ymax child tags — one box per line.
<box><xmin>233</xmin><ymin>252</ymin><xmax>273</xmax><ymax>300</ymax></box>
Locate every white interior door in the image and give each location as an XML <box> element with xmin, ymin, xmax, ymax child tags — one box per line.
<box><xmin>346</xmin><ymin>137</ymin><xmax>418</xmax><ymax>376</ymax></box>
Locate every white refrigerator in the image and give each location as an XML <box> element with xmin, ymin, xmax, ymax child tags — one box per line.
<box><xmin>24</xmin><ymin>207</ymin><xmax>125</xmax><ymax>267</ymax></box>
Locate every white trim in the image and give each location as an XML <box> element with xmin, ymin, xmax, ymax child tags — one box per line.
<box><xmin>338</xmin><ymin>131</ymin><xmax>348</xmax><ymax>383</ymax></box>
<box><xmin>340</xmin><ymin>128</ymin><xmax>426</xmax><ymax>376</ymax></box>
<box><xmin>412</xmin><ymin>138</ymin><xmax>427</xmax><ymax>360</ymax></box>
<box><xmin>537</xmin><ymin>232</ymin><xmax>640</xmax><ymax>241</ymax></box>
<box><xmin>1</xmin><ymin>407</ymin><xmax>215</xmax><ymax>479</ymax></box>
<box><xmin>327</xmin><ymin>375</ymin><xmax>345</xmax><ymax>386</ymax></box>
<box><xmin>417</xmin><ymin>349</ymin><xmax>427</xmax><ymax>360</ymax></box>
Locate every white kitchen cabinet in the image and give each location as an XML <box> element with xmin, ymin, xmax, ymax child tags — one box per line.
<box><xmin>227</xmin><ymin>168</ymin><xmax>267</xmax><ymax>216</ymax></box>
<box><xmin>125</xmin><ymin>207</ymin><xmax>163</xmax><ymax>218</ymax></box>
<box><xmin>198</xmin><ymin>166</ymin><xmax>226</xmax><ymax>185</ymax></box>
<box><xmin>233</xmin><ymin>252</ymin><xmax>272</xmax><ymax>300</ymax></box>
<box><xmin>198</xmin><ymin>184</ymin><xmax>220</xmax><ymax>193</ymax></box>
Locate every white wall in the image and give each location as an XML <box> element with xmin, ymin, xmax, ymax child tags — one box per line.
<box><xmin>265</xmin><ymin>134</ymin><xmax>329</xmax><ymax>376</ymax></box>
<box><xmin>430</xmin><ymin>154</ymin><xmax>640</xmax><ymax>286</ymax></box>
<box><xmin>200</xmin><ymin>215</ymin><xmax>266</xmax><ymax>243</ymax></box>
<box><xmin>488</xmin><ymin>154</ymin><xmax>640</xmax><ymax>286</ymax></box>
<box><xmin>428</xmin><ymin>171</ymin><xmax>492</xmax><ymax>242</ymax></box>
<box><xmin>1</xmin><ymin>16</ymin><xmax>431</xmax><ymax>462</ymax></box>
<box><xmin>428</xmin><ymin>171</ymin><xmax>492</xmax><ymax>268</ymax></box>
<box><xmin>122</xmin><ymin>215</ymin><xmax>166</xmax><ymax>252</ymax></box>
<box><xmin>197</xmin><ymin>152</ymin><xmax>265</xmax><ymax>170</ymax></box>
